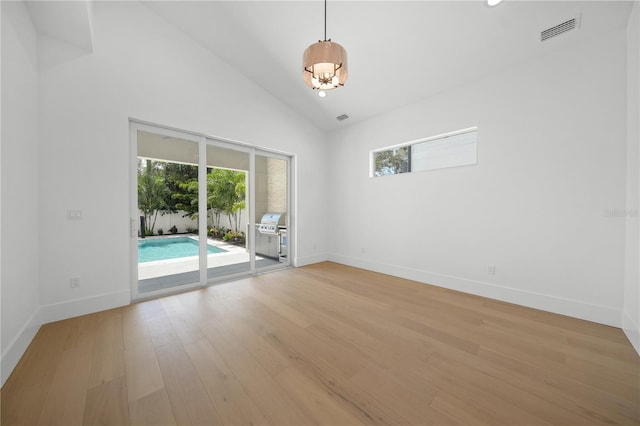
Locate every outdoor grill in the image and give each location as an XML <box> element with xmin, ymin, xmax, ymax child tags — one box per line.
<box><xmin>256</xmin><ymin>212</ymin><xmax>287</xmax><ymax>261</ymax></box>
<box><xmin>257</xmin><ymin>212</ymin><xmax>286</xmax><ymax>235</ymax></box>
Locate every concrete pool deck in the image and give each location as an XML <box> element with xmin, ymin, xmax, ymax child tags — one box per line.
<box><xmin>138</xmin><ymin>237</ymin><xmax>250</xmax><ymax>280</ymax></box>
<box><xmin>137</xmin><ymin>236</ymin><xmax>282</xmax><ymax>293</ymax></box>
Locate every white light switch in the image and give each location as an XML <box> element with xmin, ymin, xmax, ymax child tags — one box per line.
<box><xmin>68</xmin><ymin>209</ymin><xmax>82</xmax><ymax>220</ymax></box>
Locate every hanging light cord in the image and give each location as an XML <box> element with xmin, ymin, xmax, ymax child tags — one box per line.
<box><xmin>324</xmin><ymin>0</ymin><xmax>328</xmax><ymax>41</ymax></box>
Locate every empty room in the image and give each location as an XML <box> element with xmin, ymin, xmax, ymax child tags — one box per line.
<box><xmin>1</xmin><ymin>0</ymin><xmax>639</xmax><ymax>425</ymax></box>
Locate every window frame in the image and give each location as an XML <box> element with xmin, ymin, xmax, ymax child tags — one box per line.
<box><xmin>370</xmin><ymin>127</ymin><xmax>478</xmax><ymax>178</ymax></box>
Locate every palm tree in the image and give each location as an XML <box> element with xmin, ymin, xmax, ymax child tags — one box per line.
<box><xmin>137</xmin><ymin>159</ymin><xmax>168</xmax><ymax>235</ymax></box>
<box><xmin>207</xmin><ymin>169</ymin><xmax>246</xmax><ymax>232</ymax></box>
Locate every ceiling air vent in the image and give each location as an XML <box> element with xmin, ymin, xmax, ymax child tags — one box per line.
<box><xmin>336</xmin><ymin>114</ymin><xmax>349</xmax><ymax>121</ymax></box>
<box><xmin>541</xmin><ymin>16</ymin><xmax>579</xmax><ymax>42</ymax></box>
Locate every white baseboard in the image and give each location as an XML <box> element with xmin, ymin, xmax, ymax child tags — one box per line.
<box><xmin>294</xmin><ymin>253</ymin><xmax>329</xmax><ymax>267</ymax></box>
<box><xmin>39</xmin><ymin>289</ymin><xmax>131</xmax><ymax>324</ymax></box>
<box><xmin>328</xmin><ymin>254</ymin><xmax>622</xmax><ymax>328</ymax></box>
<box><xmin>622</xmin><ymin>311</ymin><xmax>640</xmax><ymax>355</ymax></box>
<box><xmin>1</xmin><ymin>289</ymin><xmax>131</xmax><ymax>387</ymax></box>
<box><xmin>1</xmin><ymin>308</ymin><xmax>42</xmax><ymax>387</ymax></box>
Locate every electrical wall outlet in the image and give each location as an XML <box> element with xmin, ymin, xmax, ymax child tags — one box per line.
<box><xmin>487</xmin><ymin>265</ymin><xmax>496</xmax><ymax>275</ymax></box>
<box><xmin>67</xmin><ymin>209</ymin><xmax>82</xmax><ymax>220</ymax></box>
<box><xmin>70</xmin><ymin>277</ymin><xmax>80</xmax><ymax>288</ymax></box>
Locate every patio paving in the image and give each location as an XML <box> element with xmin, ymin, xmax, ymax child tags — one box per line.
<box><xmin>137</xmin><ymin>237</ymin><xmax>282</xmax><ymax>293</ymax></box>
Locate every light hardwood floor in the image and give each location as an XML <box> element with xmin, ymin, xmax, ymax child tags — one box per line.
<box><xmin>1</xmin><ymin>262</ymin><xmax>639</xmax><ymax>425</ymax></box>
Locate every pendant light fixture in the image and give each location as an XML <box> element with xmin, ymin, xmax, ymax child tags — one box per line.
<box><xmin>302</xmin><ymin>0</ymin><xmax>348</xmax><ymax>94</ymax></box>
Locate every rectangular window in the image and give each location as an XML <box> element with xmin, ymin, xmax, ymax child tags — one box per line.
<box><xmin>373</xmin><ymin>146</ymin><xmax>410</xmax><ymax>176</ymax></box>
<box><xmin>372</xmin><ymin>128</ymin><xmax>477</xmax><ymax>177</ymax></box>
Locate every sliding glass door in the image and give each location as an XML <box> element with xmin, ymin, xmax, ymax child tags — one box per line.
<box><xmin>130</xmin><ymin>122</ymin><xmax>292</xmax><ymax>300</ymax></box>
<box><xmin>204</xmin><ymin>142</ymin><xmax>251</xmax><ymax>280</ymax></box>
<box><xmin>254</xmin><ymin>153</ymin><xmax>289</xmax><ymax>271</ymax></box>
<box><xmin>135</xmin><ymin>129</ymin><xmax>202</xmax><ymax>297</ymax></box>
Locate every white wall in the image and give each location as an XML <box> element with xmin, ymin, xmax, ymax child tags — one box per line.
<box><xmin>623</xmin><ymin>1</ymin><xmax>640</xmax><ymax>354</ymax></box>
<box><xmin>1</xmin><ymin>1</ymin><xmax>42</xmax><ymax>385</ymax></box>
<box><xmin>35</xmin><ymin>1</ymin><xmax>327</xmax><ymax>320</ymax></box>
<box><xmin>328</xmin><ymin>29</ymin><xmax>628</xmax><ymax>327</ymax></box>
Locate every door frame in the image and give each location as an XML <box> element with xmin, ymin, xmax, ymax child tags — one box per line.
<box><xmin>129</xmin><ymin>119</ymin><xmax>294</xmax><ymax>301</ymax></box>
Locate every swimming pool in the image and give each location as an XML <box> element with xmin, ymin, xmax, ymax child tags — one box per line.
<box><xmin>138</xmin><ymin>237</ymin><xmax>227</xmax><ymax>263</ymax></box>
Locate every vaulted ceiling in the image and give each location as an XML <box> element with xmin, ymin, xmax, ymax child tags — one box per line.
<box><xmin>25</xmin><ymin>1</ymin><xmax>634</xmax><ymax>131</ymax></box>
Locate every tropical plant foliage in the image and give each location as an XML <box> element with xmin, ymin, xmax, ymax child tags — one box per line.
<box><xmin>137</xmin><ymin>159</ymin><xmax>168</xmax><ymax>234</ymax></box>
<box><xmin>137</xmin><ymin>159</ymin><xmax>247</xmax><ymax>235</ymax></box>
<box><xmin>373</xmin><ymin>146</ymin><xmax>410</xmax><ymax>176</ymax></box>
<box><xmin>206</xmin><ymin>169</ymin><xmax>246</xmax><ymax>232</ymax></box>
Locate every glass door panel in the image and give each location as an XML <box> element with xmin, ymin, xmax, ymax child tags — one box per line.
<box><xmin>205</xmin><ymin>143</ymin><xmax>251</xmax><ymax>281</ymax></box>
<box><xmin>136</xmin><ymin>130</ymin><xmax>202</xmax><ymax>296</ymax></box>
<box><xmin>255</xmin><ymin>153</ymin><xmax>289</xmax><ymax>271</ymax></box>
<box><xmin>132</xmin><ymin>122</ymin><xmax>292</xmax><ymax>300</ymax></box>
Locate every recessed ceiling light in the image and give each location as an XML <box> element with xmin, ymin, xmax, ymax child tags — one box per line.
<box><xmin>487</xmin><ymin>0</ymin><xmax>503</xmax><ymax>6</ymax></box>
<box><xmin>318</xmin><ymin>91</ymin><xmax>326</xmax><ymax>98</ymax></box>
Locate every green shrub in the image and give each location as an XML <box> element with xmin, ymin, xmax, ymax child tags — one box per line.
<box><xmin>158</xmin><ymin>228</ymin><xmax>164</xmax><ymax>235</ymax></box>
<box><xmin>169</xmin><ymin>225</ymin><xmax>178</xmax><ymax>234</ymax></box>
<box><xmin>222</xmin><ymin>231</ymin><xmax>245</xmax><ymax>244</ymax></box>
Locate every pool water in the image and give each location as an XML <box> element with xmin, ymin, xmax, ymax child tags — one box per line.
<box><xmin>138</xmin><ymin>237</ymin><xmax>227</xmax><ymax>263</ymax></box>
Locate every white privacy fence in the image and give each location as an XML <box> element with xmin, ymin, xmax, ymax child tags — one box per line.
<box><xmin>139</xmin><ymin>210</ymin><xmax>248</xmax><ymax>235</ymax></box>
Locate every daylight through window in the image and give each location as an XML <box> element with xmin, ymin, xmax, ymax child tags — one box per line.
<box><xmin>372</xmin><ymin>128</ymin><xmax>477</xmax><ymax>177</ymax></box>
